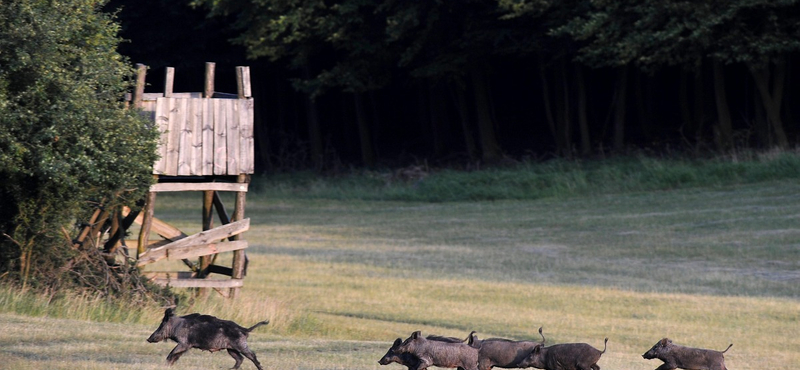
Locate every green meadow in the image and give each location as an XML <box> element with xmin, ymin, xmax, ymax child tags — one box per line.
<box><xmin>1</xmin><ymin>155</ymin><xmax>799</xmax><ymax>369</ymax></box>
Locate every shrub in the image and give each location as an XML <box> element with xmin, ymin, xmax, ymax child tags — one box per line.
<box><xmin>0</xmin><ymin>0</ymin><xmax>159</xmax><ymax>299</ymax></box>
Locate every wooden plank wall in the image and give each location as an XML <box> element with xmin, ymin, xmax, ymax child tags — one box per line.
<box><xmin>148</xmin><ymin>97</ymin><xmax>254</xmax><ymax>176</ymax></box>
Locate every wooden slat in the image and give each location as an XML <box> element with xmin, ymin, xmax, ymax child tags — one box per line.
<box><xmin>201</xmin><ymin>98</ymin><xmax>214</xmax><ymax>175</ymax></box>
<box><xmin>177</xmin><ymin>98</ymin><xmax>192</xmax><ymax>176</ymax></box>
<box><xmin>165</xmin><ymin>98</ymin><xmax>183</xmax><ymax>175</ymax></box>
<box><xmin>190</xmin><ymin>99</ymin><xmax>203</xmax><ymax>175</ymax></box>
<box><xmin>122</xmin><ymin>206</ymin><xmax>187</xmax><ymax>241</ymax></box>
<box><xmin>136</xmin><ymin>218</ymin><xmax>249</xmax><ymax>266</ymax></box>
<box><xmin>166</xmin><ymin>240</ymin><xmax>247</xmax><ymax>261</ymax></box>
<box><xmin>153</xmin><ymin>98</ymin><xmax>169</xmax><ymax>174</ymax></box>
<box><xmin>151</xmin><ymin>278</ymin><xmax>243</xmax><ymax>288</ymax></box>
<box><xmin>239</xmin><ymin>99</ymin><xmax>255</xmax><ymax>174</ymax></box>
<box><xmin>150</xmin><ymin>182</ymin><xmax>248</xmax><ymax>193</ymax></box>
<box><xmin>213</xmin><ymin>99</ymin><xmax>227</xmax><ymax>175</ymax></box>
<box><xmin>226</xmin><ymin>99</ymin><xmax>239</xmax><ymax>175</ymax></box>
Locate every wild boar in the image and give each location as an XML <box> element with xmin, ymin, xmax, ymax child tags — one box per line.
<box><xmin>394</xmin><ymin>331</ymin><xmax>480</xmax><ymax>370</ymax></box>
<box><xmin>518</xmin><ymin>328</ymin><xmax>608</xmax><ymax>370</ymax></box>
<box><xmin>642</xmin><ymin>338</ymin><xmax>732</xmax><ymax>370</ymax></box>
<box><xmin>147</xmin><ymin>308</ymin><xmax>269</xmax><ymax>369</ymax></box>
<box><xmin>379</xmin><ymin>334</ymin><xmax>472</xmax><ymax>370</ymax></box>
<box><xmin>468</xmin><ymin>327</ymin><xmax>546</xmax><ymax>370</ymax></box>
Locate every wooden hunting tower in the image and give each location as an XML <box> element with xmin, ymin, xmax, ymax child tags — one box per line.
<box><xmin>124</xmin><ymin>63</ymin><xmax>255</xmax><ymax>298</ymax></box>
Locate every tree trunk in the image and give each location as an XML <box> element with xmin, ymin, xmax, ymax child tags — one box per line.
<box><xmin>712</xmin><ymin>60</ymin><xmax>734</xmax><ymax>152</ymax></box>
<box><xmin>470</xmin><ymin>67</ymin><xmax>502</xmax><ymax>162</ymax></box>
<box><xmin>748</xmin><ymin>61</ymin><xmax>789</xmax><ymax>148</ymax></box>
<box><xmin>302</xmin><ymin>66</ymin><xmax>323</xmax><ymax>170</ymax></box>
<box><xmin>450</xmin><ymin>84</ymin><xmax>478</xmax><ymax>160</ymax></box>
<box><xmin>613</xmin><ymin>66</ymin><xmax>628</xmax><ymax>151</ymax></box>
<box><xmin>576</xmin><ymin>64</ymin><xmax>590</xmax><ymax>155</ymax></box>
<box><xmin>429</xmin><ymin>82</ymin><xmax>447</xmax><ymax>157</ymax></box>
<box><xmin>693</xmin><ymin>67</ymin><xmax>705</xmax><ymax>150</ymax></box>
<box><xmin>354</xmin><ymin>92</ymin><xmax>375</xmax><ymax>166</ymax></box>
<box><xmin>539</xmin><ymin>57</ymin><xmax>557</xmax><ymax>146</ymax></box>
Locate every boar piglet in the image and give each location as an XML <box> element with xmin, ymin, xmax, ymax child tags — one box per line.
<box><xmin>394</xmin><ymin>331</ymin><xmax>479</xmax><ymax>370</ymax></box>
<box><xmin>468</xmin><ymin>327</ymin><xmax>546</xmax><ymax>370</ymax></box>
<box><xmin>380</xmin><ymin>333</ymin><xmax>473</xmax><ymax>370</ymax></box>
<box><xmin>518</xmin><ymin>328</ymin><xmax>608</xmax><ymax>370</ymax></box>
<box><xmin>147</xmin><ymin>308</ymin><xmax>269</xmax><ymax>370</ymax></box>
<box><xmin>642</xmin><ymin>338</ymin><xmax>732</xmax><ymax>370</ymax></box>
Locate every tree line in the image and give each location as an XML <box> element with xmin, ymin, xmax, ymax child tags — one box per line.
<box><xmin>107</xmin><ymin>0</ymin><xmax>800</xmax><ymax>169</ymax></box>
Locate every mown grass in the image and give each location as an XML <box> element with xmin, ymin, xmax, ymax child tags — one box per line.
<box><xmin>1</xmin><ymin>152</ymin><xmax>799</xmax><ymax>369</ymax></box>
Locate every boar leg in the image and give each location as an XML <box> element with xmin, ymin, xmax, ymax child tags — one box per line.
<box><xmin>655</xmin><ymin>363</ymin><xmax>677</xmax><ymax>370</ymax></box>
<box><xmin>238</xmin><ymin>346</ymin><xmax>264</xmax><ymax>370</ymax></box>
<box><xmin>166</xmin><ymin>343</ymin><xmax>191</xmax><ymax>365</ymax></box>
<box><xmin>227</xmin><ymin>349</ymin><xmax>244</xmax><ymax>369</ymax></box>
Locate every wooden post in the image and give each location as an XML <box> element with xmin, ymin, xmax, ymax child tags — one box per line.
<box><xmin>198</xmin><ymin>190</ymin><xmax>214</xmax><ymax>296</ymax></box>
<box><xmin>236</xmin><ymin>66</ymin><xmax>252</xmax><ymax>99</ymax></box>
<box><xmin>132</xmin><ymin>64</ymin><xmax>147</xmax><ymax>108</ymax></box>
<box><xmin>164</xmin><ymin>67</ymin><xmax>175</xmax><ymax>98</ymax></box>
<box><xmin>230</xmin><ymin>174</ymin><xmax>248</xmax><ymax>298</ymax></box>
<box><xmin>138</xmin><ymin>176</ymin><xmax>158</xmax><ymax>256</ymax></box>
<box><xmin>204</xmin><ymin>62</ymin><xmax>215</xmax><ymax>98</ymax></box>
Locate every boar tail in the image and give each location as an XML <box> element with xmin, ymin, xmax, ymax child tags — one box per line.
<box><xmin>247</xmin><ymin>320</ymin><xmax>270</xmax><ymax>332</ymax></box>
<box><xmin>538</xmin><ymin>327</ymin><xmax>546</xmax><ymax>345</ymax></box>
<box><xmin>721</xmin><ymin>343</ymin><xmax>732</xmax><ymax>353</ymax></box>
<box><xmin>601</xmin><ymin>338</ymin><xmax>608</xmax><ymax>353</ymax></box>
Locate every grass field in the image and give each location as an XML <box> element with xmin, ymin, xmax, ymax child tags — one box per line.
<box><xmin>1</xmin><ymin>159</ymin><xmax>799</xmax><ymax>369</ymax></box>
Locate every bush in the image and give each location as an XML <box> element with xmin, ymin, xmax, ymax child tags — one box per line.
<box><xmin>0</xmin><ymin>0</ymin><xmax>160</xmax><ymax>299</ymax></box>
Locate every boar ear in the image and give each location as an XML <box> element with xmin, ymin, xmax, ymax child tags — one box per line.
<box><xmin>533</xmin><ymin>345</ymin><xmax>542</xmax><ymax>354</ymax></box>
<box><xmin>393</xmin><ymin>338</ymin><xmax>402</xmax><ymax>347</ymax></box>
<box><xmin>660</xmin><ymin>338</ymin><xmax>669</xmax><ymax>346</ymax></box>
<box><xmin>164</xmin><ymin>308</ymin><xmax>175</xmax><ymax>317</ymax></box>
<box><xmin>411</xmin><ymin>331</ymin><xmax>421</xmax><ymax>339</ymax></box>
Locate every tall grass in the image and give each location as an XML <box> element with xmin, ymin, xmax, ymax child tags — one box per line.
<box><xmin>252</xmin><ymin>150</ymin><xmax>800</xmax><ymax>201</ymax></box>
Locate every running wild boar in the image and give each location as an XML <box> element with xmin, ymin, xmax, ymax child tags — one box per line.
<box><xmin>468</xmin><ymin>327</ymin><xmax>545</xmax><ymax>370</ymax></box>
<box><xmin>379</xmin><ymin>333</ymin><xmax>472</xmax><ymax>370</ymax></box>
<box><xmin>147</xmin><ymin>308</ymin><xmax>269</xmax><ymax>369</ymax></box>
<box><xmin>642</xmin><ymin>338</ymin><xmax>732</xmax><ymax>370</ymax></box>
<box><xmin>518</xmin><ymin>328</ymin><xmax>608</xmax><ymax>370</ymax></box>
<box><xmin>394</xmin><ymin>331</ymin><xmax>480</xmax><ymax>370</ymax></box>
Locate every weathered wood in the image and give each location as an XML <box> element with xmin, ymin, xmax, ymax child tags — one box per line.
<box><xmin>151</xmin><ymin>278</ymin><xmax>243</xmax><ymax>289</ymax></box>
<box><xmin>164</xmin><ymin>67</ymin><xmax>175</xmax><ymax>98</ymax></box>
<box><xmin>201</xmin><ymin>98</ymin><xmax>214</xmax><ymax>175</ymax></box>
<box><xmin>166</xmin><ymin>98</ymin><xmax>184</xmax><ymax>174</ymax></box>
<box><xmin>226</xmin><ymin>100</ymin><xmax>239</xmax><ymax>173</ymax></box>
<box><xmin>239</xmin><ymin>99</ymin><xmax>255</xmax><ymax>174</ymax></box>
<box><xmin>236</xmin><ymin>66</ymin><xmax>252</xmax><ymax>99</ymax></box>
<box><xmin>149</xmin><ymin>182</ymin><xmax>248</xmax><ymax>193</ymax></box>
<box><xmin>204</xmin><ymin>62</ymin><xmax>215</xmax><ymax>98</ymax></box>
<box><xmin>190</xmin><ymin>99</ymin><xmax>203</xmax><ymax>175</ymax></box>
<box><xmin>230</xmin><ymin>174</ymin><xmax>248</xmax><ymax>298</ymax></box>
<box><xmin>137</xmin><ymin>186</ymin><xmax>158</xmax><ymax>256</ymax></box>
<box><xmin>132</xmin><ymin>64</ymin><xmax>147</xmax><ymax>108</ymax></box>
<box><xmin>122</xmin><ymin>206</ymin><xmax>187</xmax><ymax>241</ymax></box>
<box><xmin>177</xmin><ymin>98</ymin><xmax>193</xmax><ymax>176</ymax></box>
<box><xmin>213</xmin><ymin>99</ymin><xmax>228</xmax><ymax>175</ymax></box>
<box><xmin>166</xmin><ymin>240</ymin><xmax>248</xmax><ymax>261</ymax></box>
<box><xmin>136</xmin><ymin>218</ymin><xmax>249</xmax><ymax>266</ymax></box>
<box><xmin>153</xmin><ymin>97</ymin><xmax>170</xmax><ymax>174</ymax></box>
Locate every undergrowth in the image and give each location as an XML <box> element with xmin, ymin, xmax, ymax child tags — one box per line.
<box><xmin>252</xmin><ymin>150</ymin><xmax>800</xmax><ymax>202</ymax></box>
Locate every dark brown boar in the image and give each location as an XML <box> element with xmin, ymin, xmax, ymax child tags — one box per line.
<box><xmin>642</xmin><ymin>338</ymin><xmax>732</xmax><ymax>370</ymax></box>
<box><xmin>518</xmin><ymin>328</ymin><xmax>608</xmax><ymax>370</ymax></box>
<box><xmin>394</xmin><ymin>331</ymin><xmax>480</xmax><ymax>370</ymax></box>
<box><xmin>147</xmin><ymin>308</ymin><xmax>269</xmax><ymax>369</ymax></box>
<box><xmin>379</xmin><ymin>334</ymin><xmax>472</xmax><ymax>370</ymax></box>
<box><xmin>468</xmin><ymin>327</ymin><xmax>546</xmax><ymax>370</ymax></box>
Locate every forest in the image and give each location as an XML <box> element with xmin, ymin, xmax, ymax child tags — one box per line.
<box><xmin>106</xmin><ymin>0</ymin><xmax>800</xmax><ymax>171</ymax></box>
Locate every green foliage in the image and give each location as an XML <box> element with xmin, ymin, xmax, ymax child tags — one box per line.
<box><xmin>0</xmin><ymin>0</ymin><xmax>159</xmax><ymax>290</ymax></box>
<box><xmin>554</xmin><ymin>0</ymin><xmax>800</xmax><ymax>69</ymax></box>
<box><xmin>252</xmin><ymin>151</ymin><xmax>800</xmax><ymax>202</ymax></box>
